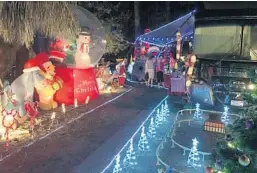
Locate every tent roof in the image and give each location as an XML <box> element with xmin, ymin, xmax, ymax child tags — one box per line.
<box><xmin>137</xmin><ymin>11</ymin><xmax>195</xmax><ymax>46</ymax></box>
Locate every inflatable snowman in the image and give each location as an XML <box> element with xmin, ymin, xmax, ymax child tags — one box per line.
<box><xmin>74</xmin><ymin>30</ymin><xmax>92</xmax><ymax>68</ymax></box>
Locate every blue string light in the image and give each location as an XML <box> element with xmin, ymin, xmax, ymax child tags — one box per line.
<box><xmin>100</xmin><ymin>96</ymin><xmax>169</xmax><ymax>173</ymax></box>
<box><xmin>136</xmin><ymin>11</ymin><xmax>195</xmax><ymax>46</ymax></box>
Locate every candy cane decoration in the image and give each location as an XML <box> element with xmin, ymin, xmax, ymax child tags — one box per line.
<box><xmin>186</xmin><ymin>54</ymin><xmax>196</xmax><ymax>87</ymax></box>
<box><xmin>176</xmin><ymin>32</ymin><xmax>182</xmax><ymax>60</ymax></box>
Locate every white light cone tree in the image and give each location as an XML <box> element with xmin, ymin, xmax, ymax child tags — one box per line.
<box><xmin>123</xmin><ymin>138</ymin><xmax>137</xmax><ymax>168</ymax></box>
<box><xmin>221</xmin><ymin>106</ymin><xmax>229</xmax><ymax>123</ymax></box>
<box><xmin>155</xmin><ymin>108</ymin><xmax>163</xmax><ymax>127</ymax></box>
<box><xmin>194</xmin><ymin>103</ymin><xmax>202</xmax><ymax>119</ymax></box>
<box><xmin>138</xmin><ymin>126</ymin><xmax>150</xmax><ymax>153</ymax></box>
<box><xmin>147</xmin><ymin>117</ymin><xmax>156</xmax><ymax>138</ymax></box>
<box><xmin>187</xmin><ymin>138</ymin><xmax>201</xmax><ymax>168</ymax></box>
<box><xmin>113</xmin><ymin>154</ymin><xmax>122</xmax><ymax>173</ymax></box>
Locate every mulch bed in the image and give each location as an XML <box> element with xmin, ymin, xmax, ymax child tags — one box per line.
<box><xmin>0</xmin><ymin>87</ymin><xmax>128</xmax><ymax>159</ymax></box>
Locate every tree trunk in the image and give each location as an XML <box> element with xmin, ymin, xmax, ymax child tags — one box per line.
<box><xmin>166</xmin><ymin>1</ymin><xmax>171</xmax><ymax>22</ymax></box>
<box><xmin>134</xmin><ymin>1</ymin><xmax>141</xmax><ymax>39</ymax></box>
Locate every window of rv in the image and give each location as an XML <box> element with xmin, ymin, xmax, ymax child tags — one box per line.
<box><xmin>194</xmin><ymin>24</ymin><xmax>257</xmax><ymax>60</ymax></box>
<box><xmin>194</xmin><ymin>25</ymin><xmax>242</xmax><ymax>56</ymax></box>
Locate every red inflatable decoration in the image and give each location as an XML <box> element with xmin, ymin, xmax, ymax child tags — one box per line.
<box><xmin>54</xmin><ymin>67</ymin><xmax>99</xmax><ymax>105</ymax></box>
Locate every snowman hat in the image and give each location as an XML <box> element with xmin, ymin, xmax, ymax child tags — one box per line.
<box><xmin>23</xmin><ymin>58</ymin><xmax>40</xmax><ymax>73</ymax></box>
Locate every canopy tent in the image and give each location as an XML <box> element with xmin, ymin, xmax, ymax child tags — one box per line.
<box><xmin>137</xmin><ymin>11</ymin><xmax>195</xmax><ymax>47</ymax></box>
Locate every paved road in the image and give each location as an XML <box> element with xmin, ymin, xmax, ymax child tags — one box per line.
<box><xmin>0</xmin><ymin>83</ymin><xmax>167</xmax><ymax>173</ymax></box>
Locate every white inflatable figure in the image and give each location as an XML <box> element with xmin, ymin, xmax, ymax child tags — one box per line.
<box><xmin>75</xmin><ymin>31</ymin><xmax>92</xmax><ymax>68</ymax></box>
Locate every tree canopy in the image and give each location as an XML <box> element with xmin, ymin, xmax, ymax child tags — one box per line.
<box><xmin>0</xmin><ymin>1</ymin><xmax>80</xmax><ymax>47</ymax></box>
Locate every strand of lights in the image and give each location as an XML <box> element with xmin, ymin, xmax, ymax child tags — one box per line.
<box><xmin>100</xmin><ymin>96</ymin><xmax>168</xmax><ymax>173</ymax></box>
<box><xmin>187</xmin><ymin>138</ymin><xmax>201</xmax><ymax>167</ymax></box>
<box><xmin>138</xmin><ymin>32</ymin><xmax>194</xmax><ymax>48</ymax></box>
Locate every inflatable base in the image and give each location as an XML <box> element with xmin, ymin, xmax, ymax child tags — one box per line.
<box><xmin>54</xmin><ymin>67</ymin><xmax>99</xmax><ymax>105</ymax></box>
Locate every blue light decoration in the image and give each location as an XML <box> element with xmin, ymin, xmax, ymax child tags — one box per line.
<box><xmin>147</xmin><ymin>117</ymin><xmax>156</xmax><ymax>138</ymax></box>
<box><xmin>100</xmin><ymin>96</ymin><xmax>168</xmax><ymax>173</ymax></box>
<box><xmin>134</xmin><ymin>10</ymin><xmax>195</xmax><ymax>47</ymax></box>
<box><xmin>221</xmin><ymin>106</ymin><xmax>229</xmax><ymax>124</ymax></box>
<box><xmin>187</xmin><ymin>138</ymin><xmax>201</xmax><ymax>168</ymax></box>
<box><xmin>193</xmin><ymin>103</ymin><xmax>202</xmax><ymax>119</ymax></box>
<box><xmin>113</xmin><ymin>154</ymin><xmax>122</xmax><ymax>173</ymax></box>
<box><xmin>123</xmin><ymin>138</ymin><xmax>137</xmax><ymax>168</ymax></box>
<box><xmin>138</xmin><ymin>125</ymin><xmax>150</xmax><ymax>153</ymax></box>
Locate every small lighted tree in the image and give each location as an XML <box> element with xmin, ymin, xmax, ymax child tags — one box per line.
<box><xmin>147</xmin><ymin>117</ymin><xmax>156</xmax><ymax>138</ymax></box>
<box><xmin>123</xmin><ymin>138</ymin><xmax>137</xmax><ymax>168</ymax></box>
<box><xmin>160</xmin><ymin>104</ymin><xmax>166</xmax><ymax>121</ymax></box>
<box><xmin>138</xmin><ymin>126</ymin><xmax>150</xmax><ymax>153</ymax></box>
<box><xmin>113</xmin><ymin>154</ymin><xmax>122</xmax><ymax>173</ymax></box>
<box><xmin>155</xmin><ymin>109</ymin><xmax>162</xmax><ymax>127</ymax></box>
<box><xmin>164</xmin><ymin>100</ymin><xmax>170</xmax><ymax>115</ymax></box>
<box><xmin>194</xmin><ymin>103</ymin><xmax>202</xmax><ymax>119</ymax></box>
<box><xmin>221</xmin><ymin>106</ymin><xmax>229</xmax><ymax>124</ymax></box>
<box><xmin>187</xmin><ymin>138</ymin><xmax>201</xmax><ymax>167</ymax></box>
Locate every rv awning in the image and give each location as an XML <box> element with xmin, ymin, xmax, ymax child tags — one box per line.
<box><xmin>137</xmin><ymin>11</ymin><xmax>195</xmax><ymax>46</ymax></box>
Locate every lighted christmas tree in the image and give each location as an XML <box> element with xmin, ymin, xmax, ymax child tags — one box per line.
<box><xmin>194</xmin><ymin>103</ymin><xmax>202</xmax><ymax>119</ymax></box>
<box><xmin>164</xmin><ymin>100</ymin><xmax>170</xmax><ymax>115</ymax></box>
<box><xmin>160</xmin><ymin>104</ymin><xmax>166</xmax><ymax>121</ymax></box>
<box><xmin>147</xmin><ymin>117</ymin><xmax>156</xmax><ymax>138</ymax></box>
<box><xmin>113</xmin><ymin>154</ymin><xmax>122</xmax><ymax>173</ymax></box>
<box><xmin>123</xmin><ymin>138</ymin><xmax>137</xmax><ymax>168</ymax></box>
<box><xmin>138</xmin><ymin>126</ymin><xmax>150</xmax><ymax>152</ymax></box>
<box><xmin>187</xmin><ymin>138</ymin><xmax>201</xmax><ymax>167</ymax></box>
<box><xmin>221</xmin><ymin>106</ymin><xmax>229</xmax><ymax>124</ymax></box>
<box><xmin>155</xmin><ymin>108</ymin><xmax>162</xmax><ymax>127</ymax></box>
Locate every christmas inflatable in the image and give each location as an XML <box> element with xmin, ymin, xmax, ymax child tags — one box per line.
<box><xmin>34</xmin><ymin>52</ymin><xmax>63</xmax><ymax>110</ymax></box>
<box><xmin>52</xmin><ymin>6</ymin><xmax>106</xmax><ymax>105</ymax></box>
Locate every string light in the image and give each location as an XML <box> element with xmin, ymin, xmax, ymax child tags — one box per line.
<box><xmin>100</xmin><ymin>96</ymin><xmax>168</xmax><ymax>173</ymax></box>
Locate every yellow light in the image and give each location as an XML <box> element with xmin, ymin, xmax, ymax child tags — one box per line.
<box><xmin>248</xmin><ymin>84</ymin><xmax>255</xmax><ymax>90</ymax></box>
<box><xmin>61</xmin><ymin>103</ymin><xmax>66</xmax><ymax>113</ymax></box>
<box><xmin>85</xmin><ymin>96</ymin><xmax>90</xmax><ymax>104</ymax></box>
<box><xmin>74</xmin><ymin>99</ymin><xmax>78</xmax><ymax>108</ymax></box>
<box><xmin>227</xmin><ymin>142</ymin><xmax>235</xmax><ymax>149</ymax></box>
